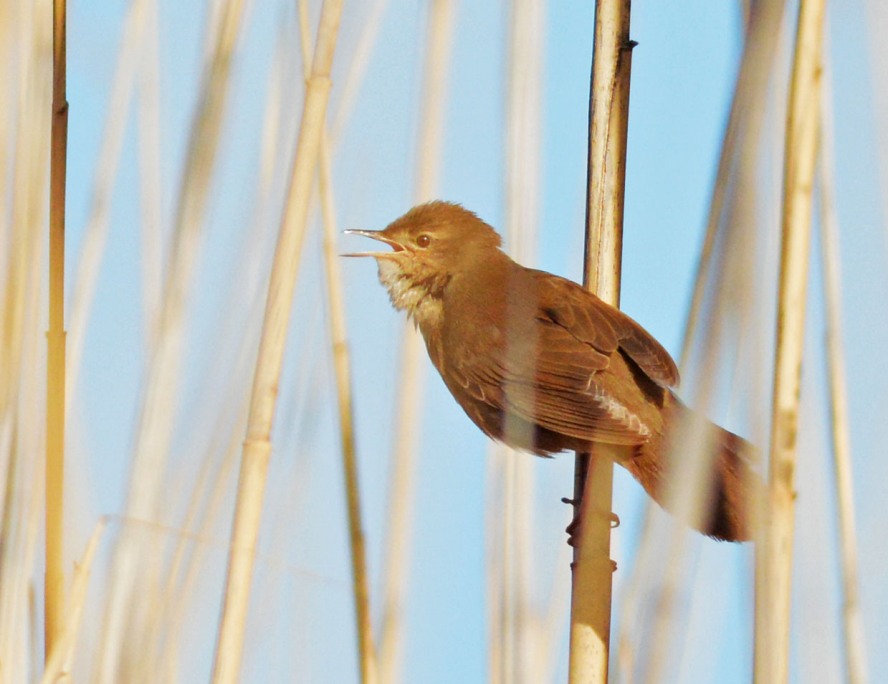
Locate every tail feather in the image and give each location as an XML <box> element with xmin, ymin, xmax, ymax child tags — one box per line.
<box><xmin>627</xmin><ymin>395</ymin><xmax>762</xmax><ymax>542</ymax></box>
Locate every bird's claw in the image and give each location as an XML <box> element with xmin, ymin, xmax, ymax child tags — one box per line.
<box><xmin>563</xmin><ymin>497</ymin><xmax>620</xmax><ymax>546</ymax></box>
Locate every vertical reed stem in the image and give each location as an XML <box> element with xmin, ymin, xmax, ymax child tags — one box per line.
<box><xmin>46</xmin><ymin>0</ymin><xmax>68</xmax><ymax>660</ymax></box>
<box><xmin>568</xmin><ymin>1</ymin><xmax>633</xmax><ymax>682</ymax></box>
<box><xmin>319</xmin><ymin>135</ymin><xmax>378</xmax><ymax>683</ymax></box>
<box><xmin>754</xmin><ymin>1</ymin><xmax>825</xmax><ymax>681</ymax></box>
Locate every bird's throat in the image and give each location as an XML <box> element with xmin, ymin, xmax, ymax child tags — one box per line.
<box><xmin>376</xmin><ymin>257</ymin><xmax>446</xmax><ymax>330</ymax></box>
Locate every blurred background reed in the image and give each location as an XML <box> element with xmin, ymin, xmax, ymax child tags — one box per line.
<box><xmin>1</xmin><ymin>0</ymin><xmax>886</xmax><ymax>681</ymax></box>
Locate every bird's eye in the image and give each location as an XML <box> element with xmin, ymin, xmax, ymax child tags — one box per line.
<box><xmin>416</xmin><ymin>234</ymin><xmax>431</xmax><ymax>248</ymax></box>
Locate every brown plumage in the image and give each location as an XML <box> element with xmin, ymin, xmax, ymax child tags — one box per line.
<box><xmin>345</xmin><ymin>201</ymin><xmax>760</xmax><ymax>541</ymax></box>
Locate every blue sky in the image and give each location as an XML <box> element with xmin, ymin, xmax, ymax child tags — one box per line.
<box><xmin>61</xmin><ymin>0</ymin><xmax>887</xmax><ymax>681</ymax></box>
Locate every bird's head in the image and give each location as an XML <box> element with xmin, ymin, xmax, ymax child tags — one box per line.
<box><xmin>344</xmin><ymin>201</ymin><xmax>503</xmax><ymax>319</ymax></box>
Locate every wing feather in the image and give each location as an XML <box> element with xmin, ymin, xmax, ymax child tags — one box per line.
<box><xmin>442</xmin><ymin>264</ymin><xmax>677</xmax><ymax>448</ymax></box>
<box><xmin>533</xmin><ymin>270</ymin><xmax>680</xmax><ymax>388</ymax></box>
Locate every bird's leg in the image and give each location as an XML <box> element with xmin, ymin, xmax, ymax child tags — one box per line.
<box><xmin>562</xmin><ymin>497</ymin><xmax>620</xmax><ymax>545</ymax></box>
<box><xmin>563</xmin><ymin>451</ymin><xmax>620</xmax><ymax>569</ymax></box>
<box><xmin>564</xmin><ymin>450</ymin><xmax>590</xmax><ymax>547</ymax></box>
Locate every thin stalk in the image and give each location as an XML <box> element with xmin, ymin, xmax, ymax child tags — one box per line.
<box><xmin>319</xmin><ymin>130</ymin><xmax>377</xmax><ymax>683</ymax></box>
<box><xmin>568</xmin><ymin>1</ymin><xmax>633</xmax><ymax>682</ymax></box>
<box><xmin>377</xmin><ymin>3</ymin><xmax>456</xmax><ymax>682</ymax></box>
<box><xmin>45</xmin><ymin>0</ymin><xmax>68</xmax><ymax>659</ymax></box>
<box><xmin>818</xmin><ymin>62</ymin><xmax>868</xmax><ymax>684</ymax></box>
<box><xmin>211</xmin><ymin>3</ymin><xmax>344</xmax><ymax>682</ymax></box>
<box><xmin>296</xmin><ymin>1</ymin><xmax>377</xmax><ymax>679</ymax></box>
<box><xmin>40</xmin><ymin>521</ymin><xmax>105</xmax><ymax>683</ymax></box>
<box><xmin>754</xmin><ymin>0</ymin><xmax>825</xmax><ymax>681</ymax></box>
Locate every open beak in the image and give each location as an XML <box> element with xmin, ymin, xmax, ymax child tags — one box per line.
<box><xmin>341</xmin><ymin>229</ymin><xmax>406</xmax><ymax>258</ymax></box>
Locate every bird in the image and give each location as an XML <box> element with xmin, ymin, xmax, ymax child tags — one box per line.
<box><xmin>344</xmin><ymin>201</ymin><xmax>760</xmax><ymax>541</ymax></box>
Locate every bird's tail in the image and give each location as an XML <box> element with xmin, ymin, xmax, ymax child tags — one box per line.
<box><xmin>626</xmin><ymin>392</ymin><xmax>762</xmax><ymax>542</ymax></box>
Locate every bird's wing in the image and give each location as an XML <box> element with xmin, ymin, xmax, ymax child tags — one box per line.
<box><xmin>448</xmin><ymin>317</ymin><xmax>650</xmax><ymax>446</ymax></box>
<box><xmin>445</xmin><ymin>270</ymin><xmax>677</xmax><ymax>447</ymax></box>
<box><xmin>533</xmin><ymin>270</ymin><xmax>680</xmax><ymax>388</ymax></box>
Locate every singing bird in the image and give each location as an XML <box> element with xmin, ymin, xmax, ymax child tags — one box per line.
<box><xmin>345</xmin><ymin>201</ymin><xmax>758</xmax><ymax>541</ymax></box>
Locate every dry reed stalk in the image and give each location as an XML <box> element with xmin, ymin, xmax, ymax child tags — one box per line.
<box><xmin>568</xmin><ymin>1</ymin><xmax>633</xmax><ymax>681</ymax></box>
<box><xmin>818</xmin><ymin>64</ymin><xmax>868</xmax><ymax>684</ymax></box>
<box><xmin>40</xmin><ymin>521</ymin><xmax>105</xmax><ymax>683</ymax></box>
<box><xmin>377</xmin><ymin>3</ymin><xmax>456</xmax><ymax>681</ymax></box>
<box><xmin>45</xmin><ymin>0</ymin><xmax>68</xmax><ymax>659</ymax></box>
<box><xmin>318</xmin><ymin>136</ymin><xmax>378</xmax><ymax>683</ymax></box>
<box><xmin>754</xmin><ymin>0</ymin><xmax>825</xmax><ymax>681</ymax></box>
<box><xmin>295</xmin><ymin>1</ymin><xmax>377</xmax><ymax>679</ymax></box>
<box><xmin>211</xmin><ymin>2</ymin><xmax>344</xmax><ymax>681</ymax></box>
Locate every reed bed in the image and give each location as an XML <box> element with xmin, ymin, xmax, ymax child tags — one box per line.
<box><xmin>0</xmin><ymin>1</ymin><xmax>883</xmax><ymax>682</ymax></box>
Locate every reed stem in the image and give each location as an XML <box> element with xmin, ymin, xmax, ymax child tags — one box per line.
<box><xmin>46</xmin><ymin>0</ymin><xmax>68</xmax><ymax>660</ymax></box>
<box><xmin>568</xmin><ymin>1</ymin><xmax>634</xmax><ymax>681</ymax></box>
<box><xmin>754</xmin><ymin>0</ymin><xmax>825</xmax><ymax>680</ymax></box>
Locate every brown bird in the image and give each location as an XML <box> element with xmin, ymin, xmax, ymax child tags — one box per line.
<box><xmin>345</xmin><ymin>201</ymin><xmax>759</xmax><ymax>541</ymax></box>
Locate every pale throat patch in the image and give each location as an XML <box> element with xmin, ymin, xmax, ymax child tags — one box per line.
<box><xmin>376</xmin><ymin>257</ymin><xmax>444</xmax><ymax>328</ymax></box>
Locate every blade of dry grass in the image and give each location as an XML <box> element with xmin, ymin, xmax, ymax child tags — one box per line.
<box><xmin>818</xmin><ymin>58</ymin><xmax>869</xmax><ymax>684</ymax></box>
<box><xmin>45</xmin><ymin>0</ymin><xmax>69</xmax><ymax>659</ymax></box>
<box><xmin>211</xmin><ymin>2</ymin><xmax>345</xmax><ymax>681</ymax></box>
<box><xmin>569</xmin><ymin>1</ymin><xmax>633</xmax><ymax>681</ymax></box>
<box><xmin>754</xmin><ymin>0</ymin><xmax>825</xmax><ymax>681</ymax></box>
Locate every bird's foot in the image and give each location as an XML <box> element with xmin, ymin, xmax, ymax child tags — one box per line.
<box><xmin>562</xmin><ymin>497</ymin><xmax>620</xmax><ymax>547</ymax></box>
